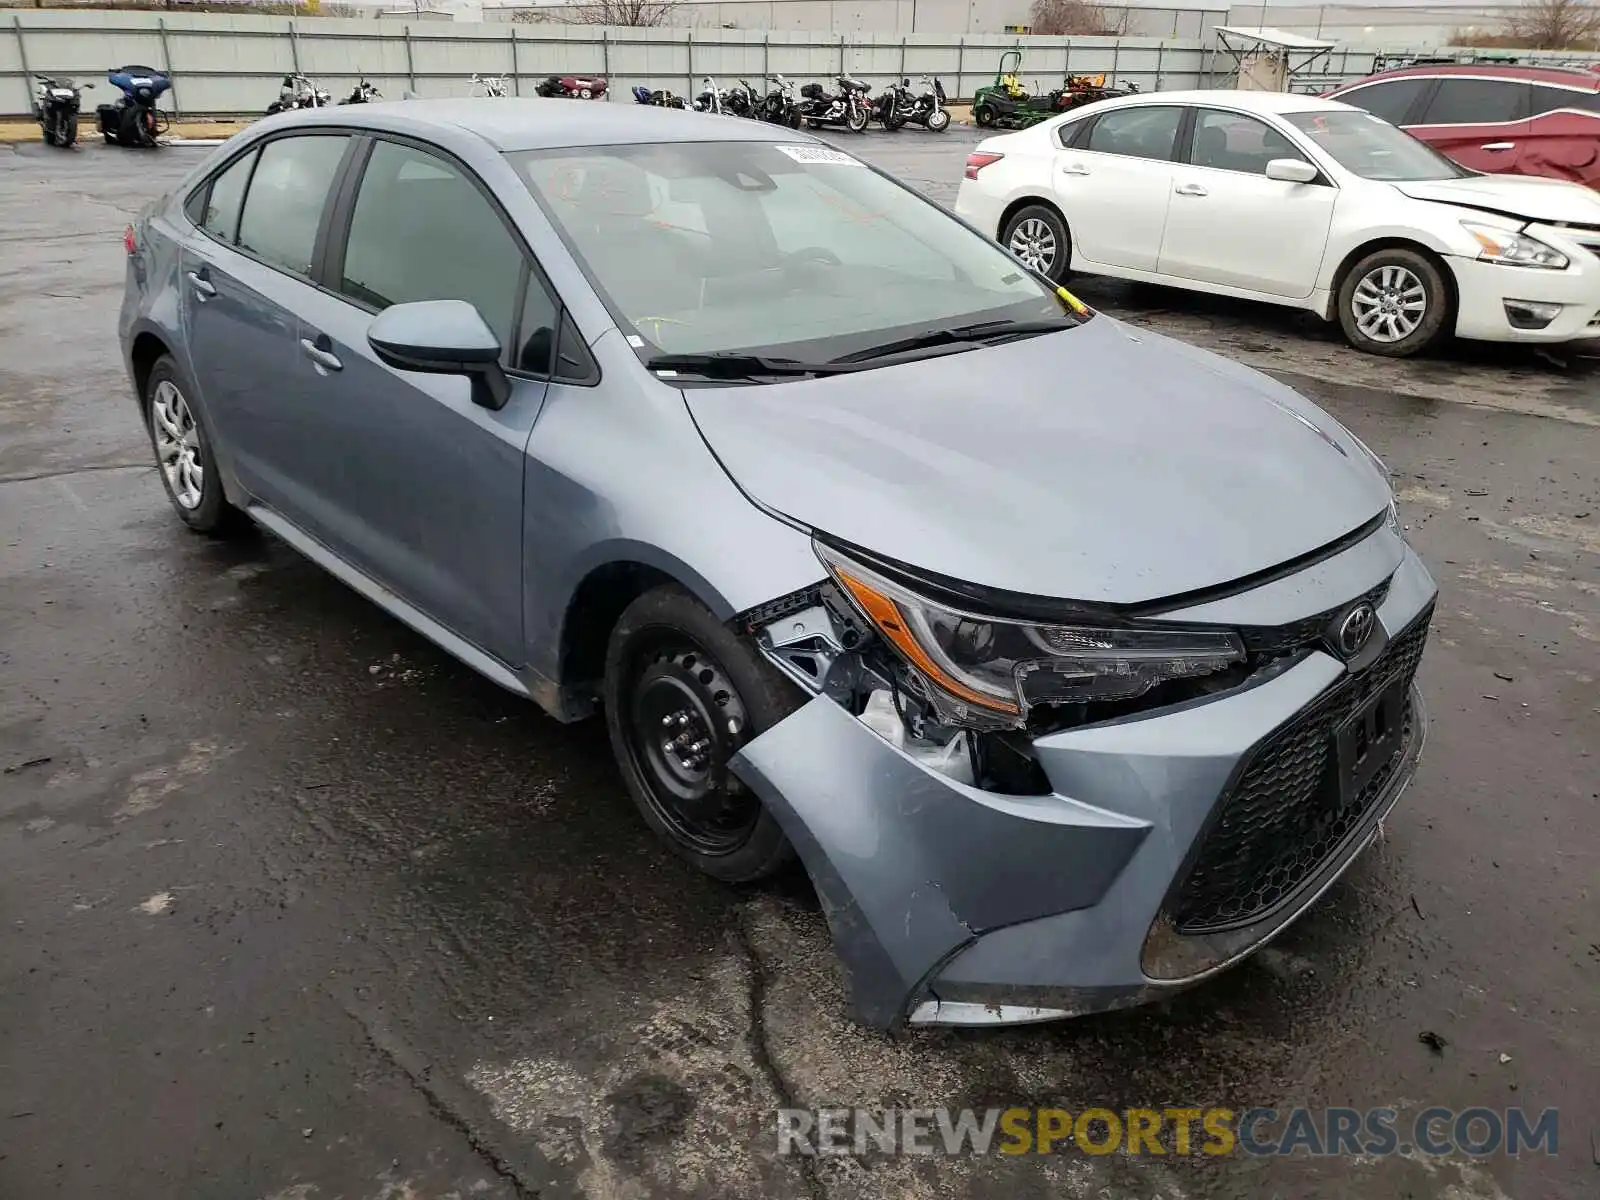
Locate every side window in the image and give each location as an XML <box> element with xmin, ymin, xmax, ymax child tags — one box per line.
<box><xmin>515</xmin><ymin>280</ymin><xmax>558</xmax><ymax>375</ymax></box>
<box><xmin>1190</xmin><ymin>109</ymin><xmax>1308</xmax><ymax>174</ymax></box>
<box><xmin>1056</xmin><ymin>117</ymin><xmax>1092</xmax><ymax>148</ymax></box>
<box><xmin>1084</xmin><ymin>106</ymin><xmax>1184</xmax><ymax>162</ymax></box>
<box><xmin>235</xmin><ymin>135</ymin><xmax>349</xmax><ymax>277</ymax></box>
<box><xmin>188</xmin><ymin>149</ymin><xmax>256</xmax><ymax>242</ymax></box>
<box><xmin>1419</xmin><ymin>78</ymin><xmax>1530</xmax><ymax>124</ymax></box>
<box><xmin>1531</xmin><ymin>84</ymin><xmax>1600</xmax><ymax>115</ymax></box>
<box><xmin>1338</xmin><ymin>78</ymin><xmax>1430</xmax><ymax>125</ymax></box>
<box><xmin>338</xmin><ymin>139</ymin><xmax>525</xmax><ymax>353</ymax></box>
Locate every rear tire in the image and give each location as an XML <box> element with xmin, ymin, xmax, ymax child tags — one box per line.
<box><xmin>603</xmin><ymin>586</ymin><xmax>801</xmax><ymax>883</ymax></box>
<box><xmin>1001</xmin><ymin>203</ymin><xmax>1071</xmax><ymax>283</ymax></box>
<box><xmin>1336</xmin><ymin>247</ymin><xmax>1450</xmax><ymax>358</ymax></box>
<box><xmin>142</xmin><ymin>356</ymin><xmax>247</xmax><ymax>537</ymax></box>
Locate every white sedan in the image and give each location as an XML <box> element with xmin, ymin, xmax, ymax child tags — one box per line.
<box><xmin>955</xmin><ymin>90</ymin><xmax>1600</xmax><ymax>356</ymax></box>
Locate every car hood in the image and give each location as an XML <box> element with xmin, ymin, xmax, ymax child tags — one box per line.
<box><xmin>1395</xmin><ymin>174</ymin><xmax>1600</xmax><ymax>225</ymax></box>
<box><xmin>682</xmin><ymin>318</ymin><xmax>1392</xmax><ymax>606</ymax></box>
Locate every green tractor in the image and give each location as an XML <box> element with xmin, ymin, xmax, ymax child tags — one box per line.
<box><xmin>970</xmin><ymin>49</ymin><xmax>1060</xmax><ymax>130</ymax></box>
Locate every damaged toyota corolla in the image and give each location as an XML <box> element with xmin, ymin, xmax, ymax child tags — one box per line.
<box><xmin>123</xmin><ymin>102</ymin><xmax>1435</xmax><ymax>1030</ymax></box>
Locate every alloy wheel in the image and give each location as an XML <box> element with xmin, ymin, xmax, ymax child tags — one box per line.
<box><xmin>150</xmin><ymin>379</ymin><xmax>204</xmax><ymax>510</ymax></box>
<box><xmin>1351</xmin><ymin>264</ymin><xmax>1427</xmax><ymax>344</ymax></box>
<box><xmin>621</xmin><ymin>637</ymin><xmax>759</xmax><ymax>856</ymax></box>
<box><xmin>1008</xmin><ymin>217</ymin><xmax>1057</xmax><ymax>272</ymax></box>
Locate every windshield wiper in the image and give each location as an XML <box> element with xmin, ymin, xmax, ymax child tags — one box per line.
<box><xmin>828</xmin><ymin>317</ymin><xmax>1076</xmax><ymax>366</ymax></box>
<box><xmin>644</xmin><ymin>351</ymin><xmax>859</xmax><ymax>380</ymax></box>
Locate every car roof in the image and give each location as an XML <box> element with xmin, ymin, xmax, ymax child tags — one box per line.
<box><xmin>1335</xmin><ymin>63</ymin><xmax>1600</xmax><ymax>91</ymax></box>
<box><xmin>269</xmin><ymin>97</ymin><xmax>806</xmax><ymax>152</ymax></box>
<box><xmin>1089</xmin><ymin>89</ymin><xmax>1355</xmax><ymax>115</ymax></box>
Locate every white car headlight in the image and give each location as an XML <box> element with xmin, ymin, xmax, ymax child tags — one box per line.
<box><xmin>815</xmin><ymin>541</ymin><xmax>1244</xmax><ymax>722</ymax></box>
<box><xmin>1462</xmin><ymin>221</ymin><xmax>1568</xmax><ymax>270</ymax></box>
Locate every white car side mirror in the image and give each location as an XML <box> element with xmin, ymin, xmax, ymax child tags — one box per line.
<box><xmin>1265</xmin><ymin>158</ymin><xmax>1320</xmax><ymax>184</ymax></box>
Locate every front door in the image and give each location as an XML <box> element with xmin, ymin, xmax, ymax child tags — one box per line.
<box><xmin>1052</xmin><ymin>104</ymin><xmax>1183</xmax><ymax>272</ymax></box>
<box><xmin>1158</xmin><ymin>108</ymin><xmax>1337</xmax><ymax>299</ymax></box>
<box><xmin>284</xmin><ymin>137</ymin><xmax>556</xmax><ymax>665</ymax></box>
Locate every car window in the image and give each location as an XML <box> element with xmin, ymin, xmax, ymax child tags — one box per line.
<box><xmin>235</xmin><ymin>135</ymin><xmax>349</xmax><ymax>277</ymax></box>
<box><xmin>1056</xmin><ymin>116</ymin><xmax>1093</xmax><ymax>148</ymax></box>
<box><xmin>1336</xmin><ymin>78</ymin><xmax>1430</xmax><ymax>125</ymax></box>
<box><xmin>192</xmin><ymin>149</ymin><xmax>256</xmax><ymax>243</ymax></box>
<box><xmin>338</xmin><ymin>140</ymin><xmax>525</xmax><ymax>354</ymax></box>
<box><xmin>1190</xmin><ymin>109</ymin><xmax>1307</xmax><ymax>174</ymax></box>
<box><xmin>1084</xmin><ymin>105</ymin><xmax>1183</xmax><ymax>161</ymax></box>
<box><xmin>514</xmin><ymin>141</ymin><xmax>1077</xmax><ymax>363</ymax></box>
<box><xmin>515</xmin><ymin>279</ymin><xmax>558</xmax><ymax>375</ymax></box>
<box><xmin>1286</xmin><ymin>109</ymin><xmax>1472</xmax><ymax>181</ymax></box>
<box><xmin>1531</xmin><ymin>84</ymin><xmax>1600</xmax><ymax>115</ymax></box>
<box><xmin>1419</xmin><ymin>78</ymin><xmax>1530</xmax><ymax>124</ymax></box>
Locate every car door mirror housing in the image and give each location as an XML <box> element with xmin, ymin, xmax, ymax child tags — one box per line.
<box><xmin>367</xmin><ymin>299</ymin><xmax>511</xmax><ymax>410</ymax></box>
<box><xmin>1265</xmin><ymin>158</ymin><xmax>1320</xmax><ymax>184</ymax></box>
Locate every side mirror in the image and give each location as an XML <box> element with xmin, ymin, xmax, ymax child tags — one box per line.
<box><xmin>1265</xmin><ymin>158</ymin><xmax>1319</xmax><ymax>184</ymax></box>
<box><xmin>367</xmin><ymin>299</ymin><xmax>511</xmax><ymax>410</ymax></box>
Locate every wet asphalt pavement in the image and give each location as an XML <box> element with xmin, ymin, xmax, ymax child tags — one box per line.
<box><xmin>0</xmin><ymin>131</ymin><xmax>1597</xmax><ymax>1200</ymax></box>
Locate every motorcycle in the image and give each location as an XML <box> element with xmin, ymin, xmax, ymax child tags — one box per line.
<box><xmin>887</xmin><ymin>74</ymin><xmax>950</xmax><ymax>132</ymax></box>
<box><xmin>631</xmin><ymin>85</ymin><xmax>686</xmax><ymax>109</ymax></box>
<box><xmin>343</xmin><ymin>76</ymin><xmax>381</xmax><ymax>104</ymax></box>
<box><xmin>33</xmin><ymin>75</ymin><xmax>90</xmax><ymax>148</ymax></box>
<box><xmin>797</xmin><ymin>75</ymin><xmax>871</xmax><ymax>134</ymax></box>
<box><xmin>535</xmin><ymin>74</ymin><xmax>608</xmax><ymax>100</ymax></box>
<box><xmin>266</xmin><ymin>73</ymin><xmax>330</xmax><ymax>114</ymax></box>
<box><xmin>757</xmin><ymin>75</ymin><xmax>802</xmax><ymax>127</ymax></box>
<box><xmin>691</xmin><ymin>75</ymin><xmax>732</xmax><ymax>115</ymax></box>
<box><xmin>95</xmin><ymin>65</ymin><xmax>171</xmax><ymax>148</ymax></box>
<box><xmin>725</xmin><ymin>79</ymin><xmax>759</xmax><ymax>117</ymax></box>
<box><xmin>871</xmin><ymin>78</ymin><xmax>911</xmax><ymax>130</ymax></box>
<box><xmin>470</xmin><ymin>73</ymin><xmax>510</xmax><ymax>98</ymax></box>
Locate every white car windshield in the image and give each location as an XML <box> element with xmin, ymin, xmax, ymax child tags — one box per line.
<box><xmin>513</xmin><ymin>141</ymin><xmax>1079</xmax><ymax>367</ymax></box>
<box><xmin>1285</xmin><ymin>109</ymin><xmax>1472</xmax><ymax>182</ymax></box>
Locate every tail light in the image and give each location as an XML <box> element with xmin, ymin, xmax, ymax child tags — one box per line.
<box><xmin>123</xmin><ymin>224</ymin><xmax>137</xmax><ymax>256</ymax></box>
<box><xmin>964</xmin><ymin>151</ymin><xmax>1004</xmax><ymax>181</ymax></box>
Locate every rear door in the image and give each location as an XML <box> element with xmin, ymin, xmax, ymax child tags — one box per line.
<box><xmin>1407</xmin><ymin>76</ymin><xmax>1533</xmax><ymax>174</ymax></box>
<box><xmin>1525</xmin><ymin>83</ymin><xmax>1600</xmax><ymax>186</ymax></box>
<box><xmin>1051</xmin><ymin>104</ymin><xmax>1184</xmax><ymax>272</ymax></box>
<box><xmin>179</xmin><ymin>132</ymin><xmax>355</xmax><ymax>502</ymax></box>
<box><xmin>1158</xmin><ymin>107</ymin><xmax>1336</xmax><ymax>299</ymax></box>
<box><xmin>181</xmin><ymin>132</ymin><xmax>356</xmax><ymax>505</ymax></box>
<box><xmin>285</xmin><ymin>136</ymin><xmax>559</xmax><ymax>664</ymax></box>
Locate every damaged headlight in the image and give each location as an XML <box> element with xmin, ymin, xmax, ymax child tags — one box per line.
<box><xmin>1461</xmin><ymin>221</ymin><xmax>1568</xmax><ymax>271</ymax></box>
<box><xmin>816</xmin><ymin>541</ymin><xmax>1244</xmax><ymax>724</ymax></box>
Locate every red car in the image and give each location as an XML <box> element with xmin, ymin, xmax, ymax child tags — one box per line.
<box><xmin>1326</xmin><ymin>64</ymin><xmax>1600</xmax><ymax>188</ymax></box>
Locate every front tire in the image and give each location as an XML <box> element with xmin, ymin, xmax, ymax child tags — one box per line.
<box><xmin>59</xmin><ymin>113</ymin><xmax>77</xmax><ymax>147</ymax></box>
<box><xmin>846</xmin><ymin>104</ymin><xmax>868</xmax><ymax>133</ymax></box>
<box><xmin>143</xmin><ymin>356</ymin><xmax>246</xmax><ymax>536</ymax></box>
<box><xmin>1001</xmin><ymin>203</ymin><xmax>1071</xmax><ymax>283</ymax></box>
<box><xmin>974</xmin><ymin>102</ymin><xmax>996</xmax><ymax>127</ymax></box>
<box><xmin>603</xmin><ymin>586</ymin><xmax>800</xmax><ymax>883</ymax></box>
<box><xmin>927</xmin><ymin>108</ymin><xmax>950</xmax><ymax>132</ymax></box>
<box><xmin>1337</xmin><ymin>247</ymin><xmax>1449</xmax><ymax>358</ymax></box>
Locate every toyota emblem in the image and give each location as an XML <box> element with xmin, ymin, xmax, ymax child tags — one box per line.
<box><xmin>1335</xmin><ymin>602</ymin><xmax>1377</xmax><ymax>658</ymax></box>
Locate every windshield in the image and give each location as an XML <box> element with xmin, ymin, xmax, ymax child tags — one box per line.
<box><xmin>512</xmin><ymin>141</ymin><xmax>1079</xmax><ymax>369</ymax></box>
<box><xmin>1284</xmin><ymin>109</ymin><xmax>1472</xmax><ymax>182</ymax></box>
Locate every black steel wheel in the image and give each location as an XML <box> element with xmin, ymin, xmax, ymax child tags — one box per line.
<box><xmin>603</xmin><ymin>586</ymin><xmax>800</xmax><ymax>882</ymax></box>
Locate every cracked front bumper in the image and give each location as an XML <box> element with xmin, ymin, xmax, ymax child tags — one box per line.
<box><xmin>731</xmin><ymin>545</ymin><xmax>1436</xmax><ymax>1030</ymax></box>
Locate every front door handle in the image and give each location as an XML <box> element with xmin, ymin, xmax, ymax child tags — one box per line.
<box><xmin>1481</xmin><ymin>141</ymin><xmax>1516</xmax><ymax>151</ymax></box>
<box><xmin>186</xmin><ymin>270</ymin><xmax>216</xmax><ymax>299</ymax></box>
<box><xmin>1174</xmin><ymin>182</ymin><xmax>1208</xmax><ymax>197</ymax></box>
<box><xmin>299</xmin><ymin>336</ymin><xmax>343</xmax><ymax>373</ymax></box>
<box><xmin>1060</xmin><ymin>162</ymin><xmax>1091</xmax><ymax>175</ymax></box>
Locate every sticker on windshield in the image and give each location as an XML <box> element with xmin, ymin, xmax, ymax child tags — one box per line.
<box><xmin>773</xmin><ymin>144</ymin><xmax>866</xmax><ymax>166</ymax></box>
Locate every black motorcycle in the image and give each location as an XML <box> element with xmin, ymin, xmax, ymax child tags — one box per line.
<box><xmin>266</xmin><ymin>73</ymin><xmax>330</xmax><ymax>114</ymax></box>
<box><xmin>631</xmin><ymin>85</ymin><xmax>686</xmax><ymax>109</ymax></box>
<box><xmin>33</xmin><ymin>75</ymin><xmax>90</xmax><ymax>148</ymax></box>
<box><xmin>757</xmin><ymin>75</ymin><xmax>802</xmax><ymax>127</ymax></box>
<box><xmin>343</xmin><ymin>76</ymin><xmax>381</xmax><ymax>104</ymax></box>
<box><xmin>797</xmin><ymin>76</ymin><xmax>871</xmax><ymax>134</ymax></box>
<box><xmin>883</xmin><ymin>74</ymin><xmax>950</xmax><ymax>132</ymax></box>
<box><xmin>96</xmin><ymin>65</ymin><xmax>171</xmax><ymax>148</ymax></box>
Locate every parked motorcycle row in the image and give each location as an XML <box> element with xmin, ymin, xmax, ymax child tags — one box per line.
<box><xmin>266</xmin><ymin>72</ymin><xmax>380</xmax><ymax>113</ymax></box>
<box><xmin>636</xmin><ymin>72</ymin><xmax>949</xmax><ymax>134</ymax></box>
<box><xmin>33</xmin><ymin>64</ymin><xmax>173</xmax><ymax>149</ymax></box>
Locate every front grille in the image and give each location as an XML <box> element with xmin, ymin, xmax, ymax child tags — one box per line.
<box><xmin>1169</xmin><ymin>606</ymin><xmax>1433</xmax><ymax>934</ymax></box>
<box><xmin>1238</xmin><ymin>577</ymin><xmax>1391</xmax><ymax>658</ymax></box>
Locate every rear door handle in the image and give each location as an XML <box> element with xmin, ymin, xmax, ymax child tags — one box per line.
<box><xmin>1481</xmin><ymin>141</ymin><xmax>1516</xmax><ymax>151</ymax></box>
<box><xmin>299</xmin><ymin>336</ymin><xmax>343</xmax><ymax>373</ymax></box>
<box><xmin>1060</xmin><ymin>162</ymin><xmax>1091</xmax><ymax>175</ymax></box>
<box><xmin>186</xmin><ymin>271</ymin><xmax>216</xmax><ymax>299</ymax></box>
<box><xmin>1174</xmin><ymin>182</ymin><xmax>1208</xmax><ymax>197</ymax></box>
